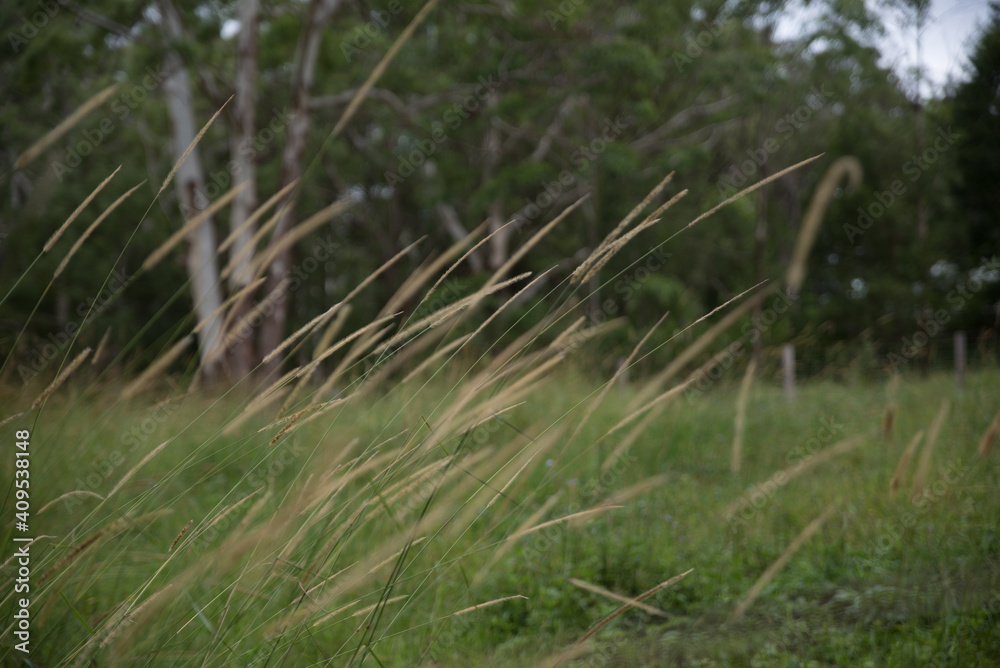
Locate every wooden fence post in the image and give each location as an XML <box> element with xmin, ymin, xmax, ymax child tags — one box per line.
<box><xmin>782</xmin><ymin>344</ymin><xmax>795</xmax><ymax>402</ymax></box>
<box><xmin>954</xmin><ymin>330</ymin><xmax>966</xmax><ymax>389</ymax></box>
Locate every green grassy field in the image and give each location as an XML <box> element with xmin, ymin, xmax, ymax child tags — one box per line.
<box><xmin>4</xmin><ymin>362</ymin><xmax>999</xmax><ymax>666</ymax></box>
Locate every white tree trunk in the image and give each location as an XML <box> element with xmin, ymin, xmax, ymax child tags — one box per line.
<box><xmin>158</xmin><ymin>0</ymin><xmax>226</xmax><ymax>380</ymax></box>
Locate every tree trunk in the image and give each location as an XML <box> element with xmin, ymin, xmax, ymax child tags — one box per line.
<box><xmin>226</xmin><ymin>0</ymin><xmax>260</xmax><ymax>380</ymax></box>
<box><xmin>482</xmin><ymin>92</ymin><xmax>509</xmax><ymax>269</ymax></box>
<box><xmin>258</xmin><ymin>0</ymin><xmax>343</xmax><ymax>380</ymax></box>
<box><xmin>158</xmin><ymin>0</ymin><xmax>226</xmax><ymax>382</ymax></box>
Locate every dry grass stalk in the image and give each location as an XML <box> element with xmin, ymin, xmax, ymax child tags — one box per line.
<box><xmin>195</xmin><ymin>488</ymin><xmax>264</xmax><ymax>543</ymax></box>
<box><xmin>38</xmin><ymin>490</ymin><xmax>104</xmax><ymax>514</ymax></box>
<box><xmin>604</xmin><ymin>371</ymin><xmax>701</xmax><ymax>438</ymax></box>
<box><xmin>351</xmin><ymin>594</ymin><xmax>409</xmax><ymax>618</ymax></box>
<box><xmin>92</xmin><ymin>328</ymin><xmax>111</xmax><ymax>366</ymax></box>
<box><xmin>577</xmin><ymin>569</ymin><xmax>694</xmax><ymax>644</ymax></box>
<box><xmin>629</xmin><ymin>282</ymin><xmax>773</xmax><ymax>411</ymax></box>
<box><xmin>319</xmin><ymin>323</ymin><xmax>397</xmax><ymax>397</ymax></box>
<box><xmin>169</xmin><ymin>520</ymin><xmax>193</xmax><ymax>551</ymax></box>
<box><xmin>209</xmin><ymin>279</ymin><xmax>290</xmax><ymax>363</ymax></box>
<box><xmin>452</xmin><ymin>431</ymin><xmax>564</xmax><ymax>532</ymax></box>
<box><xmin>30</xmin><ymin>347</ymin><xmax>92</xmax><ymax>410</ymax></box>
<box><xmin>573</xmin><ymin>171</ymin><xmax>675</xmax><ymax>283</ymax></box>
<box><xmin>97</xmin><ymin>585</ymin><xmax>175</xmax><ymax>652</ymax></box>
<box><xmin>447</xmin><ymin>595</ymin><xmax>528</xmax><ymax>617</ymax></box>
<box><xmin>261</xmin><ymin>302</ymin><xmax>343</xmax><ymax>365</ymax></box>
<box><xmin>606</xmin><ymin>475</ymin><xmax>669</xmax><ymax>506</ymax></box>
<box><xmin>483</xmin><ymin>196</ymin><xmax>587</xmax><ymax>291</ymax></box>
<box><xmin>508</xmin><ymin>505</ymin><xmax>622</xmax><ymax>542</ymax></box>
<box><xmin>195</xmin><ymin>275</ymin><xmax>267</xmax><ymax>335</ymax></box>
<box><xmin>312</xmin><ymin>596</ymin><xmax>363</xmax><ymax>627</ymax></box>
<box><xmin>566</xmin><ymin>312</ymin><xmax>670</xmax><ymax>447</ymax></box>
<box><xmin>373</xmin><ymin>273</ymin><xmax>531</xmax><ymax>355</ymax></box>
<box><xmin>786</xmin><ymin>157</ymin><xmax>862</xmax><ymax>295</ymax></box>
<box><xmin>289</xmin><ymin>398</ymin><xmax>351</xmax><ymax>432</ymax></box>
<box><xmin>257</xmin><ymin>397</ymin><xmax>345</xmax><ymax>433</ymax></box>
<box><xmin>44</xmin><ymin>167</ymin><xmax>121</xmax><ymax>253</ymax></box>
<box><xmin>723</xmin><ymin>436</ymin><xmax>865</xmax><ymax>520</ymax></box>
<box><xmin>15</xmin><ymin>83</ymin><xmax>120</xmax><ymax>169</ymax></box>
<box><xmin>327</xmin><ymin>0</ymin><xmax>442</xmax><ymax>141</ymax></box>
<box><xmin>220</xmin><ymin>202</ymin><xmax>287</xmax><ymax>282</ymax></box>
<box><xmin>485</xmin><ymin>452</ymin><xmax>537</xmax><ymax>510</ymax></box>
<box><xmin>689</xmin><ymin>155</ymin><xmax>823</xmax><ymax>236</ymax></box>
<box><xmin>104</xmin><ymin>439</ymin><xmax>172</xmax><ymax>501</ymax></box>
<box><xmin>381</xmin><ymin>224</ymin><xmax>484</xmax><ymax>317</ymax></box>
<box><xmin>418</xmin><ymin>220</ymin><xmax>511</xmax><ymax>310</ymax></box>
<box><xmin>732</xmin><ymin>359</ymin><xmax>757</xmax><ymax>473</ymax></box>
<box><xmin>473</xmin><ymin>491</ymin><xmax>562</xmax><ymax>585</ymax></box>
<box><xmin>313</xmin><ymin>303</ymin><xmax>352</xmax><ymax>360</ymax></box>
<box><xmin>577</xmin><ymin>189</ymin><xmax>687</xmax><ymax>285</ymax></box>
<box><xmin>600</xmin><ymin>408</ymin><xmax>661</xmax><ymax>473</ymax></box>
<box><xmin>54</xmin><ymin>180</ymin><xmax>145</xmax><ymax>277</ymax></box>
<box><xmin>155</xmin><ymin>95</ymin><xmax>232</xmax><ymax>200</ymax></box>
<box><xmin>281</xmin><ymin>313</ymin><xmax>399</xmax><ymax>402</ymax></box>
<box><xmin>568</xmin><ymin>578</ymin><xmax>668</xmax><ymax>617</ymax></box>
<box><xmin>883</xmin><ymin>402</ymin><xmax>897</xmax><ymax>441</ymax></box>
<box><xmin>250</xmin><ymin>196</ymin><xmax>358</xmax><ymax>276</ymax></box>
<box><xmin>223</xmin><ymin>366</ymin><xmax>298</xmax><ymax>434</ymax></box>
<box><xmin>143</xmin><ymin>180</ymin><xmax>248</xmax><ymax>270</ymax></box>
<box><xmin>534</xmin><ymin>645</ymin><xmax>592</xmax><ymax>668</ymax></box>
<box><xmin>462</xmin><ymin>269</ymin><xmax>555</xmax><ymax>354</ymax></box>
<box><xmin>730</xmin><ymin>506</ymin><xmax>835</xmax><ymax>621</ymax></box>
<box><xmin>219</xmin><ymin>178</ymin><xmax>298</xmax><ymax>254</ymax></box>
<box><xmin>0</xmin><ymin>412</ymin><xmax>24</xmax><ymax>429</ymax></box>
<box><xmin>546</xmin><ymin>319</ymin><xmax>623</xmax><ymax>358</ymax></box>
<box><xmin>378</xmin><ymin>457</ymin><xmax>454</xmax><ymax>511</ymax></box>
<box><xmin>317</xmin><ymin>237</ymin><xmax>425</xmax><ymax>359</ymax></box>
<box><xmin>977</xmin><ymin>408</ymin><xmax>1000</xmax><ymax>457</ymax></box>
<box><xmin>911</xmin><ymin>399</ymin><xmax>950</xmax><ymax>499</ymax></box>
<box><xmin>365</xmin><ymin>538</ymin><xmax>427</xmax><ymax>576</ymax></box>
<box><xmin>120</xmin><ymin>336</ymin><xmax>193</xmax><ymax>400</ymax></box>
<box><xmin>890</xmin><ymin>430</ymin><xmax>924</xmax><ymax>496</ymax></box>
<box><xmin>269</xmin><ymin>404</ymin><xmax>322</xmax><ymax>445</ymax></box>
<box><xmin>38</xmin><ymin>525</ymin><xmax>109</xmax><ymax>585</ymax></box>
<box><xmin>354</xmin><ymin>324</ymin><xmax>452</xmax><ymax>391</ymax></box>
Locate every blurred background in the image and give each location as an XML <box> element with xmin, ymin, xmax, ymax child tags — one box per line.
<box><xmin>1</xmin><ymin>0</ymin><xmax>998</xmax><ymax>386</ymax></box>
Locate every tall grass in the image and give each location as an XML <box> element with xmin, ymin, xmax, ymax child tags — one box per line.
<box><xmin>3</xmin><ymin>109</ymin><xmax>1000</xmax><ymax>668</ymax></box>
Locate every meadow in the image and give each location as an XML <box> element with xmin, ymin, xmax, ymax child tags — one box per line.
<box><xmin>3</xmin><ymin>330</ymin><xmax>999</xmax><ymax>665</ymax></box>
